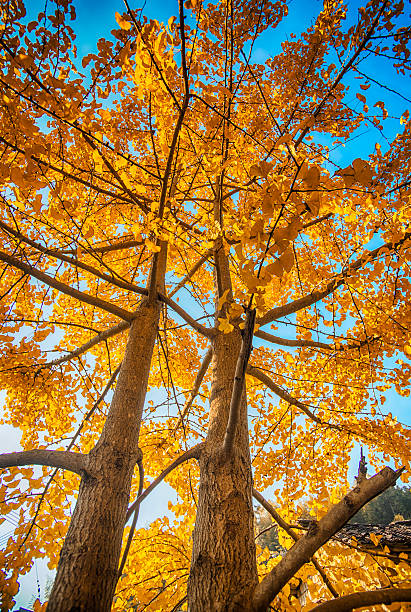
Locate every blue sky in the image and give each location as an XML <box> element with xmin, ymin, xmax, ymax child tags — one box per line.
<box><xmin>1</xmin><ymin>0</ymin><xmax>410</xmax><ymax>607</ymax></box>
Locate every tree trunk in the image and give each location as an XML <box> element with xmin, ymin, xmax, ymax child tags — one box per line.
<box><xmin>47</xmin><ymin>299</ymin><xmax>160</xmax><ymax>611</ymax></box>
<box><xmin>187</xmin><ymin>328</ymin><xmax>258</xmax><ymax>611</ymax></box>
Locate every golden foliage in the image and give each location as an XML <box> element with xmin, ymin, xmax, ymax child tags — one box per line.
<box><xmin>0</xmin><ymin>0</ymin><xmax>410</xmax><ymax>608</ymax></box>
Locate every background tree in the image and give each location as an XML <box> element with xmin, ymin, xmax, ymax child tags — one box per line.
<box><xmin>0</xmin><ymin>0</ymin><xmax>410</xmax><ymax>610</ymax></box>
<box><xmin>350</xmin><ymin>485</ymin><xmax>411</xmax><ymax>525</ymax></box>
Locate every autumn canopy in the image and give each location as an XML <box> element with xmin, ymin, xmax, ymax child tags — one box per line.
<box><xmin>0</xmin><ymin>0</ymin><xmax>410</xmax><ymax>609</ymax></box>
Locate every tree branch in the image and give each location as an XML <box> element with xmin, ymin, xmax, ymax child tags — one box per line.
<box><xmin>253</xmin><ymin>489</ymin><xmax>339</xmax><ymax>599</ymax></box>
<box><xmin>258</xmin><ymin>232</ymin><xmax>410</xmax><ymax>326</ymax></box>
<box><xmin>251</xmin><ymin>466</ymin><xmax>404</xmax><ymax>612</ymax></box>
<box><xmin>221</xmin><ymin>309</ymin><xmax>256</xmax><ymax>459</ymax></box>
<box><xmin>16</xmin><ymin>365</ymin><xmax>121</xmax><ymax>549</ymax></box>
<box><xmin>255</xmin><ymin>330</ymin><xmax>381</xmax><ymax>353</ymax></box>
<box><xmin>82</xmin><ymin>131</ymin><xmax>147</xmax><ymax>214</ymax></box>
<box><xmin>0</xmin><ymin>135</ymin><xmax>140</xmax><ymax>208</ymax></box>
<box><xmin>0</xmin><ymin>449</ymin><xmax>88</xmax><ymax>476</ymax></box>
<box><xmin>168</xmin><ymin>249</ymin><xmax>212</xmax><ymax>298</ymax></box>
<box><xmin>294</xmin><ymin>0</ymin><xmax>390</xmax><ymax>148</ymax></box>
<box><xmin>0</xmin><ymin>247</ymin><xmax>214</xmax><ymax>337</ymax></box>
<box><xmin>66</xmin><ymin>364</ymin><xmax>122</xmax><ymax>452</ymax></box>
<box><xmin>309</xmin><ymin>587</ymin><xmax>411</xmax><ymax>612</ymax></box>
<box><xmin>162</xmin><ymin>294</ymin><xmax>215</xmax><ymax>338</ymax></box>
<box><xmin>118</xmin><ymin>450</ymin><xmax>144</xmax><ymax>577</ymax></box>
<box><xmin>173</xmin><ymin>347</ymin><xmax>212</xmax><ymax>432</ymax></box>
<box><xmin>126</xmin><ymin>443</ymin><xmax>204</xmax><ymax>521</ymax></box>
<box><xmin>255</xmin><ymin>329</ymin><xmax>332</xmax><ymax>350</ymax></box>
<box><xmin>0</xmin><ymin>250</ymin><xmax>133</xmax><ymax>321</ymax></box>
<box><xmin>59</xmin><ymin>236</ymin><xmax>144</xmax><ymax>256</ymax></box>
<box><xmin>0</xmin><ymin>219</ymin><xmax>147</xmax><ymax>297</ymax></box>
<box><xmin>43</xmin><ymin>322</ymin><xmax>129</xmax><ymax>368</ymax></box>
<box><xmin>247</xmin><ymin>365</ymin><xmax>341</xmax><ymax>430</ymax></box>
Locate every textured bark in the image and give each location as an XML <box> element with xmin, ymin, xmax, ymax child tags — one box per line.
<box><xmin>310</xmin><ymin>587</ymin><xmax>411</xmax><ymax>612</ymax></box>
<box><xmin>47</xmin><ymin>299</ymin><xmax>160</xmax><ymax>612</ymax></box>
<box><xmin>0</xmin><ymin>449</ymin><xmax>86</xmax><ymax>475</ymax></box>
<box><xmin>187</xmin><ymin>328</ymin><xmax>258</xmax><ymax>611</ymax></box>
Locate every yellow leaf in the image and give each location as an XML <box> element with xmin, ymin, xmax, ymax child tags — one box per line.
<box><xmin>33</xmin><ymin>599</ymin><xmax>46</xmax><ymax>612</ymax></box>
<box><xmin>115</xmin><ymin>12</ymin><xmax>132</xmax><ymax>30</ymax></box>
<box><xmin>369</xmin><ymin>532</ymin><xmax>382</xmax><ymax>545</ymax></box>
<box><xmin>279</xmin><ymin>248</ymin><xmax>295</xmax><ymax>274</ymax></box>
<box><xmin>352</xmin><ymin>158</ymin><xmax>373</xmax><ymax>187</ymax></box>
<box><xmin>265</xmin><ymin>260</ymin><xmax>283</xmax><ymax>278</ymax></box>
<box><xmin>276</xmin><ymin>134</ymin><xmax>291</xmax><ymax>147</ymax></box>
<box><xmin>249</xmin><ymin>164</ymin><xmax>265</xmax><ymax>178</ymax></box>
<box><xmin>218</xmin><ymin>289</ymin><xmax>230</xmax><ymax>311</ymax></box>
<box><xmin>218</xmin><ymin>317</ymin><xmax>234</xmax><ymax>334</ymax></box>
<box><xmin>301</xmin><ymin>165</ymin><xmax>320</xmax><ymax>189</ymax></box>
<box><xmin>259</xmin><ymin>161</ymin><xmax>274</xmax><ymax>178</ymax></box>
<box><xmin>335</xmin><ymin>165</ymin><xmax>355</xmax><ymax>187</ymax></box>
<box><xmin>229</xmin><ymin>302</ymin><xmax>243</xmax><ymax>318</ymax></box>
<box><xmin>145</xmin><ymin>239</ymin><xmax>161</xmax><ymax>252</ymax></box>
<box><xmin>262</xmin><ymin>193</ymin><xmax>275</xmax><ymax>218</ymax></box>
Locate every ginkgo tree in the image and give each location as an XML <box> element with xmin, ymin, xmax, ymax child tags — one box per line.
<box><xmin>0</xmin><ymin>0</ymin><xmax>410</xmax><ymax>609</ymax></box>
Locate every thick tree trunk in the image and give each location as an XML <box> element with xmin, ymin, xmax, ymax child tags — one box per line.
<box><xmin>47</xmin><ymin>299</ymin><xmax>160</xmax><ymax>611</ymax></box>
<box><xmin>187</xmin><ymin>329</ymin><xmax>258</xmax><ymax>611</ymax></box>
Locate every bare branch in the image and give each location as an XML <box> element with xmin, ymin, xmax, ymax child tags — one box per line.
<box><xmin>173</xmin><ymin>348</ymin><xmax>212</xmax><ymax>432</ymax></box>
<box><xmin>302</xmin><ymin>213</ymin><xmax>332</xmax><ymax>230</ymax></box>
<box><xmin>126</xmin><ymin>443</ymin><xmax>204</xmax><ymax>521</ymax></box>
<box><xmin>59</xmin><ymin>236</ymin><xmax>144</xmax><ymax>256</ymax></box>
<box><xmin>222</xmin><ymin>309</ymin><xmax>256</xmax><ymax>459</ymax></box>
<box><xmin>170</xmin><ymin>595</ymin><xmax>188</xmax><ymax>612</ymax></box>
<box><xmin>252</xmin><ymin>466</ymin><xmax>404</xmax><ymax>611</ymax></box>
<box><xmin>310</xmin><ymin>587</ymin><xmax>411</xmax><ymax>612</ymax></box>
<box><xmin>147</xmin><ymin>0</ymin><xmax>191</xmax><ymax>302</ymax></box>
<box><xmin>0</xmin><ymin>449</ymin><xmax>88</xmax><ymax>477</ymax></box>
<box><xmin>178</xmin><ymin>0</ymin><xmax>190</xmax><ymax>97</ymax></box>
<box><xmin>255</xmin><ymin>329</ymin><xmax>381</xmax><ymax>353</ymax></box>
<box><xmin>255</xmin><ymin>329</ymin><xmax>331</xmax><ymax>350</ymax></box>
<box><xmin>253</xmin><ymin>489</ymin><xmax>338</xmax><ymax>599</ymax></box>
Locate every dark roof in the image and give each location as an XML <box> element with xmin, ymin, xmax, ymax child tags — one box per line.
<box><xmin>336</xmin><ymin>520</ymin><xmax>411</xmax><ymax>551</ymax></box>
